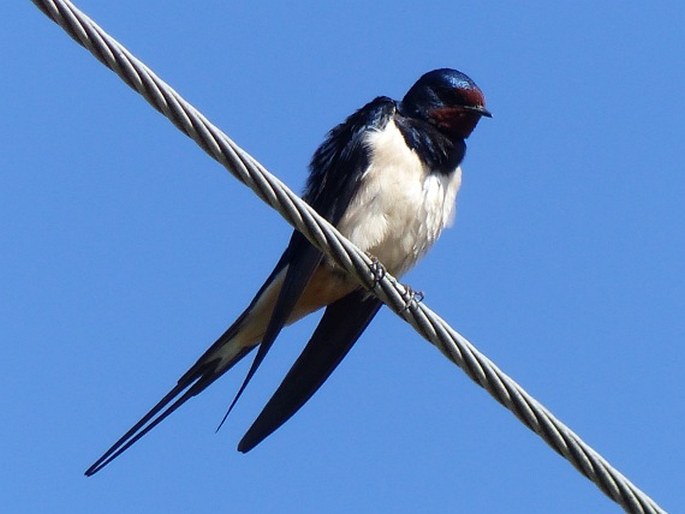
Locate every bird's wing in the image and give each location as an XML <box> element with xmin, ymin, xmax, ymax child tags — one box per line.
<box><xmin>238</xmin><ymin>289</ymin><xmax>383</xmax><ymax>452</ymax></box>
<box><xmin>220</xmin><ymin>96</ymin><xmax>398</xmax><ymax>421</ymax></box>
<box><xmin>218</xmin><ymin>230</ymin><xmax>323</xmax><ymax>427</ymax></box>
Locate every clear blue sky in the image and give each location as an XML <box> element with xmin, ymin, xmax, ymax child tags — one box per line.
<box><xmin>3</xmin><ymin>2</ymin><xmax>683</xmax><ymax>512</ymax></box>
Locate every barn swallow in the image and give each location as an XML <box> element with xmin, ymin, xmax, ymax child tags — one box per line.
<box><xmin>85</xmin><ymin>68</ymin><xmax>490</xmax><ymax>476</ymax></box>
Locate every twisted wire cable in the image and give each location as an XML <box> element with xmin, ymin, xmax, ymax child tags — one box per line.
<box><xmin>30</xmin><ymin>1</ymin><xmax>666</xmax><ymax>512</ymax></box>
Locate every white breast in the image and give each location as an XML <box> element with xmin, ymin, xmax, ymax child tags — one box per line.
<box><xmin>336</xmin><ymin>120</ymin><xmax>462</xmax><ymax>277</ymax></box>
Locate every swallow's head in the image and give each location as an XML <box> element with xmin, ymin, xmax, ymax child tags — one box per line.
<box><xmin>401</xmin><ymin>68</ymin><xmax>491</xmax><ymax>140</ymax></box>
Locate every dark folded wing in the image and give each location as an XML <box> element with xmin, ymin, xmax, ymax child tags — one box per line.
<box><xmin>221</xmin><ymin>97</ymin><xmax>398</xmax><ymax>418</ymax></box>
<box><xmin>220</xmin><ymin>231</ymin><xmax>323</xmax><ymax>424</ymax></box>
<box><xmin>238</xmin><ymin>290</ymin><xmax>383</xmax><ymax>453</ymax></box>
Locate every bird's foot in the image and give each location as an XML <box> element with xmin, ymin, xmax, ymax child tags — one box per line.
<box><xmin>400</xmin><ymin>284</ymin><xmax>424</xmax><ymax>312</ymax></box>
<box><xmin>367</xmin><ymin>254</ymin><xmax>386</xmax><ymax>288</ymax></box>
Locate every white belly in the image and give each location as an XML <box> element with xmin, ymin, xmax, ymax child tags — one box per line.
<box><xmin>336</xmin><ymin>120</ymin><xmax>462</xmax><ymax>277</ymax></box>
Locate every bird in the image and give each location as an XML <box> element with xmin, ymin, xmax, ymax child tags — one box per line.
<box><xmin>85</xmin><ymin>68</ymin><xmax>491</xmax><ymax>476</ymax></box>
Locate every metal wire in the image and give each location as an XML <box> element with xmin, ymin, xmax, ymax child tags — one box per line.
<box><xmin>30</xmin><ymin>1</ymin><xmax>666</xmax><ymax>512</ymax></box>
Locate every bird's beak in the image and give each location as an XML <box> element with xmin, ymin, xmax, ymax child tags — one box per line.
<box><xmin>464</xmin><ymin>105</ymin><xmax>492</xmax><ymax>118</ymax></box>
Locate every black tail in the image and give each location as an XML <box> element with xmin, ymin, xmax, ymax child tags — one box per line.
<box><xmin>84</xmin><ymin>344</ymin><xmax>254</xmax><ymax>476</ymax></box>
<box><xmin>85</xmin><ymin>243</ymin><xmax>296</xmax><ymax>476</ymax></box>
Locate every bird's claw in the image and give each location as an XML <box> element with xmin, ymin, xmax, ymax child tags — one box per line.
<box><xmin>400</xmin><ymin>285</ymin><xmax>424</xmax><ymax>312</ymax></box>
<box><xmin>367</xmin><ymin>254</ymin><xmax>386</xmax><ymax>288</ymax></box>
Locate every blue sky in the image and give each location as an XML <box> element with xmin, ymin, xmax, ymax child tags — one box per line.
<box><xmin>3</xmin><ymin>1</ymin><xmax>683</xmax><ymax>512</ymax></box>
